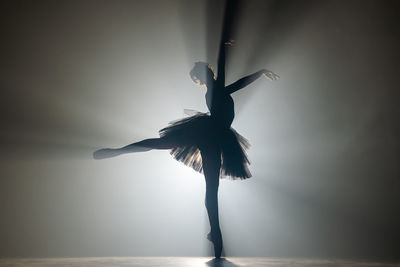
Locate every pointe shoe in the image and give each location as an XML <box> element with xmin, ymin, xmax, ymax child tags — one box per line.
<box><xmin>93</xmin><ymin>148</ymin><xmax>120</xmax><ymax>159</ymax></box>
<box><xmin>207</xmin><ymin>231</ymin><xmax>223</xmax><ymax>258</ymax></box>
<box><xmin>213</xmin><ymin>235</ymin><xmax>223</xmax><ymax>258</ymax></box>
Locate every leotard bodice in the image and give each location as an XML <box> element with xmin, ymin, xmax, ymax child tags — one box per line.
<box><xmin>205</xmin><ymin>82</ymin><xmax>234</xmax><ymax>129</ymax></box>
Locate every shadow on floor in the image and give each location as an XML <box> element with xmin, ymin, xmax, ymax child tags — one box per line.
<box><xmin>206</xmin><ymin>258</ymin><xmax>239</xmax><ymax>267</ymax></box>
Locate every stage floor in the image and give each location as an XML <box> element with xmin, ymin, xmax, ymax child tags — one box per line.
<box><xmin>0</xmin><ymin>257</ymin><xmax>398</xmax><ymax>267</ymax></box>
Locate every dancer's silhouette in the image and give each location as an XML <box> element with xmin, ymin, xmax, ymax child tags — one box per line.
<box><xmin>93</xmin><ymin>1</ymin><xmax>278</xmax><ymax>258</ymax></box>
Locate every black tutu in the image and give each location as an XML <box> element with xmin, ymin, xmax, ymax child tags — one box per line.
<box><xmin>159</xmin><ymin>112</ymin><xmax>251</xmax><ymax>180</ymax></box>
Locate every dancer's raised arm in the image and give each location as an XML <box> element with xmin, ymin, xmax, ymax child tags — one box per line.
<box><xmin>216</xmin><ymin>37</ymin><xmax>227</xmax><ymax>86</ymax></box>
<box><xmin>226</xmin><ymin>69</ymin><xmax>279</xmax><ymax>94</ymax></box>
<box><xmin>216</xmin><ymin>0</ymin><xmax>237</xmax><ymax>86</ymax></box>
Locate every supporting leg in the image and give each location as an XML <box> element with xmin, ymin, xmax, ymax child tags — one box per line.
<box><xmin>201</xmin><ymin>146</ymin><xmax>223</xmax><ymax>258</ymax></box>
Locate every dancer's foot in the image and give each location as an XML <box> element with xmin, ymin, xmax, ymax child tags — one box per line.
<box><xmin>262</xmin><ymin>69</ymin><xmax>280</xmax><ymax>81</ymax></box>
<box><xmin>207</xmin><ymin>230</ymin><xmax>223</xmax><ymax>258</ymax></box>
<box><xmin>213</xmin><ymin>233</ymin><xmax>223</xmax><ymax>258</ymax></box>
<box><xmin>93</xmin><ymin>148</ymin><xmax>121</xmax><ymax>159</ymax></box>
<box><xmin>207</xmin><ymin>232</ymin><xmax>213</xmax><ymax>242</ymax></box>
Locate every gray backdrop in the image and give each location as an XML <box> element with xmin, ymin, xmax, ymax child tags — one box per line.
<box><xmin>0</xmin><ymin>0</ymin><xmax>399</xmax><ymax>261</ymax></box>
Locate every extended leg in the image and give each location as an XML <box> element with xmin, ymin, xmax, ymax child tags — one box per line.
<box><xmin>122</xmin><ymin>137</ymin><xmax>177</xmax><ymax>151</ymax></box>
<box><xmin>93</xmin><ymin>136</ymin><xmax>177</xmax><ymax>159</ymax></box>
<box><xmin>201</xmin><ymin>146</ymin><xmax>223</xmax><ymax>258</ymax></box>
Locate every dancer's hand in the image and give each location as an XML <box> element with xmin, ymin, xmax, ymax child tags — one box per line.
<box><xmin>93</xmin><ymin>148</ymin><xmax>121</xmax><ymax>159</ymax></box>
<box><xmin>224</xmin><ymin>39</ymin><xmax>235</xmax><ymax>46</ymax></box>
<box><xmin>262</xmin><ymin>69</ymin><xmax>280</xmax><ymax>81</ymax></box>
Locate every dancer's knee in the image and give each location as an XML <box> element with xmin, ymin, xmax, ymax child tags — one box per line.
<box><xmin>138</xmin><ymin>137</ymin><xmax>174</xmax><ymax>150</ymax></box>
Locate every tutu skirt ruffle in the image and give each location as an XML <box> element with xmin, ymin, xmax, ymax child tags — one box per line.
<box><xmin>159</xmin><ymin>112</ymin><xmax>251</xmax><ymax>180</ymax></box>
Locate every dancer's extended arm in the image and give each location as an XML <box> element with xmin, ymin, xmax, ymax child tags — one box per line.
<box><xmin>226</xmin><ymin>69</ymin><xmax>279</xmax><ymax>94</ymax></box>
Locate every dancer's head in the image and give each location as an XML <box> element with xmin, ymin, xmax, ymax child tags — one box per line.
<box><xmin>190</xmin><ymin>62</ymin><xmax>215</xmax><ymax>86</ymax></box>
